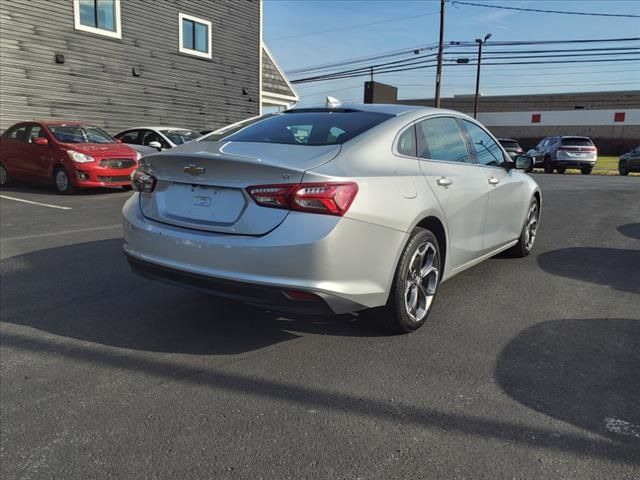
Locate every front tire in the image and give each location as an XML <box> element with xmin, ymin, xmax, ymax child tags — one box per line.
<box><xmin>557</xmin><ymin>167</ymin><xmax>566</xmax><ymax>174</ymax></box>
<box><xmin>54</xmin><ymin>168</ymin><xmax>76</xmax><ymax>195</ymax></box>
<box><xmin>369</xmin><ymin>227</ymin><xmax>441</xmax><ymax>334</ymax></box>
<box><xmin>619</xmin><ymin>162</ymin><xmax>629</xmax><ymax>176</ymax></box>
<box><xmin>508</xmin><ymin>197</ymin><xmax>540</xmax><ymax>258</ymax></box>
<box><xmin>581</xmin><ymin>167</ymin><xmax>593</xmax><ymax>175</ymax></box>
<box><xmin>0</xmin><ymin>163</ymin><xmax>11</xmax><ymax>187</ymax></box>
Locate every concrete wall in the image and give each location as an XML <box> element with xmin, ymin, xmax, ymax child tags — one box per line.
<box><xmin>0</xmin><ymin>0</ymin><xmax>261</xmax><ymax>133</ymax></box>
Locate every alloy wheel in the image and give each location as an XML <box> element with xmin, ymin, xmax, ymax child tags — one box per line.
<box><xmin>404</xmin><ymin>241</ymin><xmax>439</xmax><ymax>322</ymax></box>
<box><xmin>523</xmin><ymin>201</ymin><xmax>539</xmax><ymax>252</ymax></box>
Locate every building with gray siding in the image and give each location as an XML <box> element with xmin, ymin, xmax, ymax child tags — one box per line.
<box><xmin>0</xmin><ymin>0</ymin><xmax>297</xmax><ymax>133</ymax></box>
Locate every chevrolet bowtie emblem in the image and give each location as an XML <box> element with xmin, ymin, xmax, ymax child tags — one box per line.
<box><xmin>184</xmin><ymin>164</ymin><xmax>206</xmax><ymax>175</ymax></box>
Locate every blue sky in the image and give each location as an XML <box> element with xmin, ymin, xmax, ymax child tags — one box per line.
<box><xmin>263</xmin><ymin>0</ymin><xmax>640</xmax><ymax>104</ymax></box>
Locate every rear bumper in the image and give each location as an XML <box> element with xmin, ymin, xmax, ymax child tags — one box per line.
<box><xmin>122</xmin><ymin>194</ymin><xmax>407</xmax><ymax>314</ymax></box>
<box><xmin>554</xmin><ymin>160</ymin><xmax>597</xmax><ymax>168</ymax></box>
<box><xmin>127</xmin><ymin>254</ymin><xmax>334</xmax><ymax>314</ymax></box>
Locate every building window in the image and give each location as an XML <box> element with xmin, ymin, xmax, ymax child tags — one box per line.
<box><xmin>531</xmin><ymin>114</ymin><xmax>541</xmax><ymax>124</ymax></box>
<box><xmin>614</xmin><ymin>112</ymin><xmax>626</xmax><ymax>122</ymax></box>
<box><xmin>73</xmin><ymin>0</ymin><xmax>122</xmax><ymax>39</ymax></box>
<box><xmin>179</xmin><ymin>13</ymin><xmax>212</xmax><ymax>59</ymax></box>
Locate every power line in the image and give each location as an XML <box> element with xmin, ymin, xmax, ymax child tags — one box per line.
<box><xmin>451</xmin><ymin>1</ymin><xmax>640</xmax><ymax>18</ymax></box>
<box><xmin>285</xmin><ymin>37</ymin><xmax>640</xmax><ymax>75</ymax></box>
<box><xmin>267</xmin><ymin>11</ymin><xmax>439</xmax><ymax>42</ymax></box>
<box><xmin>292</xmin><ymin>57</ymin><xmax>640</xmax><ymax>83</ymax></box>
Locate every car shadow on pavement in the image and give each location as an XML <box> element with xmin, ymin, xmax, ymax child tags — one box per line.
<box><xmin>617</xmin><ymin>223</ymin><xmax>640</xmax><ymax>240</ymax></box>
<box><xmin>0</xmin><ymin>239</ymin><xmax>383</xmax><ymax>356</ymax></box>
<box><xmin>537</xmin><ymin>247</ymin><xmax>640</xmax><ymax>293</ymax></box>
<box><xmin>496</xmin><ymin>318</ymin><xmax>640</xmax><ymax>445</ymax></box>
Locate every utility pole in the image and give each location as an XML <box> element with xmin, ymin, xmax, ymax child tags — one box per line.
<box><xmin>473</xmin><ymin>33</ymin><xmax>491</xmax><ymax>119</ymax></box>
<box><xmin>434</xmin><ymin>0</ymin><xmax>445</xmax><ymax>108</ymax></box>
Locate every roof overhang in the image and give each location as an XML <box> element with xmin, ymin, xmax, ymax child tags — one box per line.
<box><xmin>261</xmin><ymin>43</ymin><xmax>299</xmax><ymax>107</ymax></box>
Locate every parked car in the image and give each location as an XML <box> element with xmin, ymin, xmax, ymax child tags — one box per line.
<box><xmin>123</xmin><ymin>103</ymin><xmax>540</xmax><ymax>333</ymax></box>
<box><xmin>498</xmin><ymin>138</ymin><xmax>524</xmax><ymax>159</ymax></box>
<box><xmin>618</xmin><ymin>146</ymin><xmax>640</xmax><ymax>176</ymax></box>
<box><xmin>0</xmin><ymin>121</ymin><xmax>140</xmax><ymax>194</ymax></box>
<box><xmin>527</xmin><ymin>136</ymin><xmax>597</xmax><ymax>174</ymax></box>
<box><xmin>113</xmin><ymin>126</ymin><xmax>201</xmax><ymax>151</ymax></box>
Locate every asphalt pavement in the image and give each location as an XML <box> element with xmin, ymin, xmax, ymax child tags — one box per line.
<box><xmin>1</xmin><ymin>175</ymin><xmax>639</xmax><ymax>479</ymax></box>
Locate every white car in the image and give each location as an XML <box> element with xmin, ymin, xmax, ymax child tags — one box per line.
<box><xmin>114</xmin><ymin>126</ymin><xmax>201</xmax><ymax>152</ymax></box>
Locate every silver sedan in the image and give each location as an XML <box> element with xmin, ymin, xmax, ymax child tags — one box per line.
<box><xmin>123</xmin><ymin>103</ymin><xmax>540</xmax><ymax>333</ymax></box>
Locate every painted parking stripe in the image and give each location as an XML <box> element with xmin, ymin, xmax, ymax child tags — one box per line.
<box><xmin>2</xmin><ymin>224</ymin><xmax>122</xmax><ymax>242</ymax></box>
<box><xmin>0</xmin><ymin>194</ymin><xmax>72</xmax><ymax>210</ymax></box>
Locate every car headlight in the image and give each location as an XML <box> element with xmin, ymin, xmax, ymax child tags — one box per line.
<box><xmin>67</xmin><ymin>150</ymin><xmax>95</xmax><ymax>163</ymax></box>
<box><xmin>131</xmin><ymin>169</ymin><xmax>157</xmax><ymax>193</ymax></box>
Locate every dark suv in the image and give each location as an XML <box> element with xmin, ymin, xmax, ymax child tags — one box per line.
<box><xmin>528</xmin><ymin>136</ymin><xmax>597</xmax><ymax>174</ymax></box>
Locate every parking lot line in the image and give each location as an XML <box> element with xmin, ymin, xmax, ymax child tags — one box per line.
<box><xmin>2</xmin><ymin>224</ymin><xmax>122</xmax><ymax>242</ymax></box>
<box><xmin>0</xmin><ymin>194</ymin><xmax>72</xmax><ymax>210</ymax></box>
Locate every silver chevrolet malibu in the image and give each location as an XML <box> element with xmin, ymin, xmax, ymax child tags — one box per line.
<box><xmin>123</xmin><ymin>102</ymin><xmax>540</xmax><ymax>333</ymax></box>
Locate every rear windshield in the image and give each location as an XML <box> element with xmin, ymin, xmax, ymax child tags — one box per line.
<box><xmin>200</xmin><ymin>115</ymin><xmax>274</xmax><ymax>142</ymax></box>
<box><xmin>499</xmin><ymin>140</ymin><xmax>520</xmax><ymax>149</ymax></box>
<box><xmin>48</xmin><ymin>125</ymin><xmax>114</xmax><ymax>144</ymax></box>
<box><xmin>225</xmin><ymin>111</ymin><xmax>394</xmax><ymax>146</ymax></box>
<box><xmin>562</xmin><ymin>137</ymin><xmax>593</xmax><ymax>147</ymax></box>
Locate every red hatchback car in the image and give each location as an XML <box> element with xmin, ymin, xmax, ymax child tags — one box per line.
<box><xmin>0</xmin><ymin>121</ymin><xmax>140</xmax><ymax>194</ymax></box>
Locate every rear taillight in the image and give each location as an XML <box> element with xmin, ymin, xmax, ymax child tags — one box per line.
<box><xmin>131</xmin><ymin>169</ymin><xmax>157</xmax><ymax>193</ymax></box>
<box><xmin>247</xmin><ymin>182</ymin><xmax>358</xmax><ymax>216</ymax></box>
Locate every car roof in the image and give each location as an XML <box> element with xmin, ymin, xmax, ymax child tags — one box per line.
<box><xmin>287</xmin><ymin>103</ymin><xmax>445</xmax><ymax>116</ymax></box>
<box><xmin>36</xmin><ymin>120</ymin><xmax>91</xmax><ymax>126</ymax></box>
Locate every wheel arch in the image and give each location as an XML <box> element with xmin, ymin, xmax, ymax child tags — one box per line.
<box><xmin>414</xmin><ymin>215</ymin><xmax>448</xmax><ymax>277</ymax></box>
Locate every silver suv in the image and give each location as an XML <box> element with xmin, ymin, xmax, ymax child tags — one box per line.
<box><xmin>528</xmin><ymin>136</ymin><xmax>597</xmax><ymax>174</ymax></box>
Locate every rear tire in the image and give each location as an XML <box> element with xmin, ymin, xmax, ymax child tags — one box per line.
<box><xmin>581</xmin><ymin>167</ymin><xmax>593</xmax><ymax>175</ymax></box>
<box><xmin>508</xmin><ymin>196</ymin><xmax>540</xmax><ymax>258</ymax></box>
<box><xmin>557</xmin><ymin>167</ymin><xmax>566</xmax><ymax>174</ymax></box>
<box><xmin>543</xmin><ymin>157</ymin><xmax>553</xmax><ymax>174</ymax></box>
<box><xmin>54</xmin><ymin>167</ymin><xmax>76</xmax><ymax>195</ymax></box>
<box><xmin>0</xmin><ymin>163</ymin><xmax>11</xmax><ymax>187</ymax></box>
<box><xmin>619</xmin><ymin>162</ymin><xmax>629</xmax><ymax>176</ymax></box>
<box><xmin>368</xmin><ymin>227</ymin><xmax>441</xmax><ymax>334</ymax></box>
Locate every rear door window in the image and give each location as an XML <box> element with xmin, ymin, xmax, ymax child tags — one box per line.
<box><xmin>416</xmin><ymin>117</ymin><xmax>470</xmax><ymax>163</ymax></box>
<box><xmin>225</xmin><ymin>110</ymin><xmax>394</xmax><ymax>146</ymax></box>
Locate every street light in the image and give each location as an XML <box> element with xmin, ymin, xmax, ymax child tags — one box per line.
<box><xmin>473</xmin><ymin>33</ymin><xmax>492</xmax><ymax>119</ymax></box>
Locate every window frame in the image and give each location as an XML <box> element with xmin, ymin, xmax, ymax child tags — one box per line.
<box><xmin>459</xmin><ymin>119</ymin><xmax>510</xmax><ymax>169</ymax></box>
<box><xmin>178</xmin><ymin>12</ymin><xmax>212</xmax><ymax>59</ymax></box>
<box><xmin>73</xmin><ymin>0</ymin><xmax>122</xmax><ymax>39</ymax></box>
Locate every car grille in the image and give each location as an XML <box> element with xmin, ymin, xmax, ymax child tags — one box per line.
<box><xmin>99</xmin><ymin>158</ymin><xmax>136</xmax><ymax>169</ymax></box>
<box><xmin>98</xmin><ymin>175</ymin><xmax>131</xmax><ymax>183</ymax></box>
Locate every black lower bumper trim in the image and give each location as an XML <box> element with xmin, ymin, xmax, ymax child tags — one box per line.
<box><xmin>126</xmin><ymin>254</ymin><xmax>333</xmax><ymax>315</ymax></box>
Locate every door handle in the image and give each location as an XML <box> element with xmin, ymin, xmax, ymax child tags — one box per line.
<box><xmin>436</xmin><ymin>177</ymin><xmax>453</xmax><ymax>187</ymax></box>
<box><xmin>488</xmin><ymin>176</ymin><xmax>500</xmax><ymax>185</ymax></box>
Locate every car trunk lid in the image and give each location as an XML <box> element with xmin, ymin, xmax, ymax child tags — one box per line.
<box><xmin>139</xmin><ymin>141</ymin><xmax>341</xmax><ymax>235</ymax></box>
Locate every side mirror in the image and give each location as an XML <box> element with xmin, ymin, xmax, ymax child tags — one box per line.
<box><xmin>514</xmin><ymin>155</ymin><xmax>533</xmax><ymax>171</ymax></box>
<box><xmin>33</xmin><ymin>137</ymin><xmax>49</xmax><ymax>146</ymax></box>
<box><xmin>148</xmin><ymin>141</ymin><xmax>162</xmax><ymax>151</ymax></box>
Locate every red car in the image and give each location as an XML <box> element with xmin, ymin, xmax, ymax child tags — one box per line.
<box><xmin>0</xmin><ymin>121</ymin><xmax>140</xmax><ymax>194</ymax></box>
